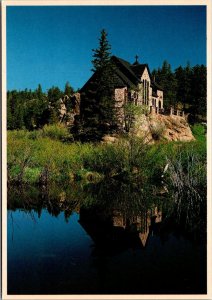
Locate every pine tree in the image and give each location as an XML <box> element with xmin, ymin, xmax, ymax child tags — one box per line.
<box><xmin>92</xmin><ymin>29</ymin><xmax>112</xmax><ymax>73</ymax></box>
<box><xmin>80</xmin><ymin>29</ymin><xmax>117</xmax><ymax>141</ymax></box>
<box><xmin>64</xmin><ymin>81</ymin><xmax>74</xmax><ymax>96</ymax></box>
<box><xmin>154</xmin><ymin>61</ymin><xmax>177</xmax><ymax>109</ymax></box>
<box><xmin>175</xmin><ymin>63</ymin><xmax>192</xmax><ymax>109</ymax></box>
<box><xmin>7</xmin><ymin>92</ymin><xmax>14</xmax><ymax>129</ymax></box>
<box><xmin>47</xmin><ymin>86</ymin><xmax>63</xmax><ymax>123</ymax></box>
<box><xmin>190</xmin><ymin>65</ymin><xmax>206</xmax><ymax>120</ymax></box>
<box><xmin>36</xmin><ymin>84</ymin><xmax>43</xmax><ymax>99</ymax></box>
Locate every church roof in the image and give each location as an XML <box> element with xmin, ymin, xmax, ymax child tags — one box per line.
<box><xmin>111</xmin><ymin>56</ymin><xmax>140</xmax><ymax>88</ymax></box>
<box><xmin>131</xmin><ymin>64</ymin><xmax>151</xmax><ymax>78</ymax></box>
<box><xmin>80</xmin><ymin>55</ymin><xmax>163</xmax><ymax>92</ymax></box>
<box><xmin>112</xmin><ymin>56</ymin><xmax>163</xmax><ymax>91</ymax></box>
<box><xmin>151</xmin><ymin>81</ymin><xmax>164</xmax><ymax>91</ymax></box>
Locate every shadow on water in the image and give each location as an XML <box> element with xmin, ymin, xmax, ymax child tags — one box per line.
<box><xmin>7</xmin><ymin>180</ymin><xmax>207</xmax><ymax>295</ymax></box>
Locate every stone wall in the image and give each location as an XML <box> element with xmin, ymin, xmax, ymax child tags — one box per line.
<box><xmin>114</xmin><ymin>87</ymin><xmax>127</xmax><ymax>128</ymax></box>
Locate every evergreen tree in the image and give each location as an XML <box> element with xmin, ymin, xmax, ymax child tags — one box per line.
<box><xmin>64</xmin><ymin>81</ymin><xmax>74</xmax><ymax>96</ymax></box>
<box><xmin>156</xmin><ymin>61</ymin><xmax>177</xmax><ymax>108</ymax></box>
<box><xmin>80</xmin><ymin>29</ymin><xmax>116</xmax><ymax>141</ymax></box>
<box><xmin>13</xmin><ymin>101</ymin><xmax>25</xmax><ymax>129</ymax></box>
<box><xmin>48</xmin><ymin>86</ymin><xmax>63</xmax><ymax>105</ymax></box>
<box><xmin>22</xmin><ymin>84</ymin><xmax>49</xmax><ymax>129</ymax></box>
<box><xmin>47</xmin><ymin>86</ymin><xmax>63</xmax><ymax>123</ymax></box>
<box><xmin>91</xmin><ymin>29</ymin><xmax>112</xmax><ymax>72</ymax></box>
<box><xmin>190</xmin><ymin>65</ymin><xmax>206</xmax><ymax>120</ymax></box>
<box><xmin>175</xmin><ymin>66</ymin><xmax>186</xmax><ymax>106</ymax></box>
<box><xmin>7</xmin><ymin>92</ymin><xmax>14</xmax><ymax>129</ymax></box>
<box><xmin>36</xmin><ymin>84</ymin><xmax>43</xmax><ymax>99</ymax></box>
<box><xmin>175</xmin><ymin>63</ymin><xmax>192</xmax><ymax>109</ymax></box>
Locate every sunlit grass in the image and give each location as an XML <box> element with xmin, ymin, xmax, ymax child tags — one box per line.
<box><xmin>7</xmin><ymin>124</ymin><xmax>206</xmax><ymax>189</ymax></box>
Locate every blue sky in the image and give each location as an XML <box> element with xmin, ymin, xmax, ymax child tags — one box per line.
<box><xmin>7</xmin><ymin>5</ymin><xmax>206</xmax><ymax>92</ymax></box>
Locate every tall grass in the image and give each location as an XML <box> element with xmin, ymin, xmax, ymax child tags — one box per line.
<box><xmin>7</xmin><ymin>124</ymin><xmax>206</xmax><ymax>191</ymax></box>
<box><xmin>165</xmin><ymin>147</ymin><xmax>206</xmax><ymax>236</ymax></box>
<box><xmin>191</xmin><ymin>123</ymin><xmax>206</xmax><ymax>143</ymax></box>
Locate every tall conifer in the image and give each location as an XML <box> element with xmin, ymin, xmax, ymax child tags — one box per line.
<box><xmin>80</xmin><ymin>29</ymin><xmax>116</xmax><ymax>141</ymax></box>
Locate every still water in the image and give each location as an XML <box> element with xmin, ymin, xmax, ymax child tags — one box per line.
<box><xmin>7</xmin><ymin>183</ymin><xmax>206</xmax><ymax>295</ymax></box>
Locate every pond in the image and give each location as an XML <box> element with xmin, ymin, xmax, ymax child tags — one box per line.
<box><xmin>7</xmin><ymin>182</ymin><xmax>207</xmax><ymax>295</ymax></box>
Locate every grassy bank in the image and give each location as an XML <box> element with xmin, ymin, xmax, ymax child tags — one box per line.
<box><xmin>7</xmin><ymin>123</ymin><xmax>206</xmax><ymax>187</ymax></box>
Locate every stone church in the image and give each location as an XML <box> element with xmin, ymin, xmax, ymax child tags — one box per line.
<box><xmin>112</xmin><ymin>55</ymin><xmax>163</xmax><ymax>112</ymax></box>
<box><xmin>81</xmin><ymin>55</ymin><xmax>164</xmax><ymax>115</ymax></box>
<box><xmin>80</xmin><ymin>56</ymin><xmax>163</xmax><ymax>127</ymax></box>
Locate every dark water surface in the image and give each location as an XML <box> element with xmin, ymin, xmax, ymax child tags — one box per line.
<box><xmin>7</xmin><ymin>183</ymin><xmax>207</xmax><ymax>295</ymax></box>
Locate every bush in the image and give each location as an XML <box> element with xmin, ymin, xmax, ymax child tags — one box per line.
<box><xmin>82</xmin><ymin>142</ymin><xmax>127</xmax><ymax>176</ymax></box>
<box><xmin>41</xmin><ymin>123</ymin><xmax>73</xmax><ymax>141</ymax></box>
<box><xmin>28</xmin><ymin>130</ymin><xmax>42</xmax><ymax>140</ymax></box>
<box><xmin>23</xmin><ymin>167</ymin><xmax>42</xmax><ymax>184</ymax></box>
<box><xmin>150</xmin><ymin>123</ymin><xmax>166</xmax><ymax>140</ymax></box>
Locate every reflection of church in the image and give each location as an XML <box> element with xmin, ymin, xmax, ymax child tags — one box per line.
<box><xmin>112</xmin><ymin>207</ymin><xmax>162</xmax><ymax>247</ymax></box>
<box><xmin>79</xmin><ymin>206</ymin><xmax>162</xmax><ymax>249</ymax></box>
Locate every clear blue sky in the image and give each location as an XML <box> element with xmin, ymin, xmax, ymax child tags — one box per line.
<box><xmin>7</xmin><ymin>5</ymin><xmax>206</xmax><ymax>92</ymax></box>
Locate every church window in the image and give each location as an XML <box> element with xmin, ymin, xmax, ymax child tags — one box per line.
<box><xmin>144</xmin><ymin>80</ymin><xmax>147</xmax><ymax>104</ymax></box>
<box><xmin>147</xmin><ymin>81</ymin><xmax>149</xmax><ymax>102</ymax></box>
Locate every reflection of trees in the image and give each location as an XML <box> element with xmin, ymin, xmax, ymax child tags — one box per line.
<box><xmin>8</xmin><ymin>177</ymin><xmax>206</xmax><ymax>241</ymax></box>
<box><xmin>81</xmin><ymin>179</ymin><xmax>160</xmax><ymax>216</ymax></box>
<box><xmin>7</xmin><ymin>183</ymin><xmax>83</xmax><ymax>221</ymax></box>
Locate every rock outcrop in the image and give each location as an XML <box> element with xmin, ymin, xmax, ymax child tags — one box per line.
<box><xmin>58</xmin><ymin>93</ymin><xmax>81</xmax><ymax>125</ymax></box>
<box><xmin>58</xmin><ymin>92</ymin><xmax>194</xmax><ymax>143</ymax></box>
<box><xmin>133</xmin><ymin>113</ymin><xmax>195</xmax><ymax>143</ymax></box>
<box><xmin>102</xmin><ymin>114</ymin><xmax>195</xmax><ymax>144</ymax></box>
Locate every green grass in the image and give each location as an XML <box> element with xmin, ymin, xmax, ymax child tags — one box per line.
<box><xmin>191</xmin><ymin>123</ymin><xmax>206</xmax><ymax>142</ymax></box>
<box><xmin>7</xmin><ymin>124</ymin><xmax>206</xmax><ymax>189</ymax></box>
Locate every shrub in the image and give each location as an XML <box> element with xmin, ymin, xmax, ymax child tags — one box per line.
<box><xmin>150</xmin><ymin>123</ymin><xmax>166</xmax><ymax>140</ymax></box>
<box><xmin>23</xmin><ymin>167</ymin><xmax>42</xmax><ymax>184</ymax></box>
<box><xmin>82</xmin><ymin>142</ymin><xmax>127</xmax><ymax>176</ymax></box>
<box><xmin>41</xmin><ymin>123</ymin><xmax>72</xmax><ymax>141</ymax></box>
<box><xmin>28</xmin><ymin>130</ymin><xmax>42</xmax><ymax>140</ymax></box>
<box><xmin>7</xmin><ymin>135</ymin><xmax>34</xmax><ymax>182</ymax></box>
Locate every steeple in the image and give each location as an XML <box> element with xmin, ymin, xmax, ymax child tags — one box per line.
<box><xmin>133</xmin><ymin>55</ymin><xmax>139</xmax><ymax>65</ymax></box>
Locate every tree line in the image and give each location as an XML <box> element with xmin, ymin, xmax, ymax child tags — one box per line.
<box><xmin>152</xmin><ymin>61</ymin><xmax>206</xmax><ymax>121</ymax></box>
<box><xmin>7</xmin><ymin>82</ymin><xmax>74</xmax><ymax>130</ymax></box>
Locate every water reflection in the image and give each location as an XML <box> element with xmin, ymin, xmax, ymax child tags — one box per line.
<box><xmin>79</xmin><ymin>206</ymin><xmax>162</xmax><ymax>250</ymax></box>
<box><xmin>8</xmin><ymin>182</ymin><xmax>164</xmax><ymax>249</ymax></box>
<box><xmin>7</xmin><ymin>182</ymin><xmax>207</xmax><ymax>294</ymax></box>
<box><xmin>8</xmin><ymin>179</ymin><xmax>206</xmax><ymax>242</ymax></box>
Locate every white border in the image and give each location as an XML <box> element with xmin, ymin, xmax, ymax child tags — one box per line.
<box><xmin>1</xmin><ymin>1</ymin><xmax>212</xmax><ymax>299</ymax></box>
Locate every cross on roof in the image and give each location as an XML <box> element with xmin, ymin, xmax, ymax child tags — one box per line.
<box><xmin>135</xmin><ymin>55</ymin><xmax>139</xmax><ymax>63</ymax></box>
